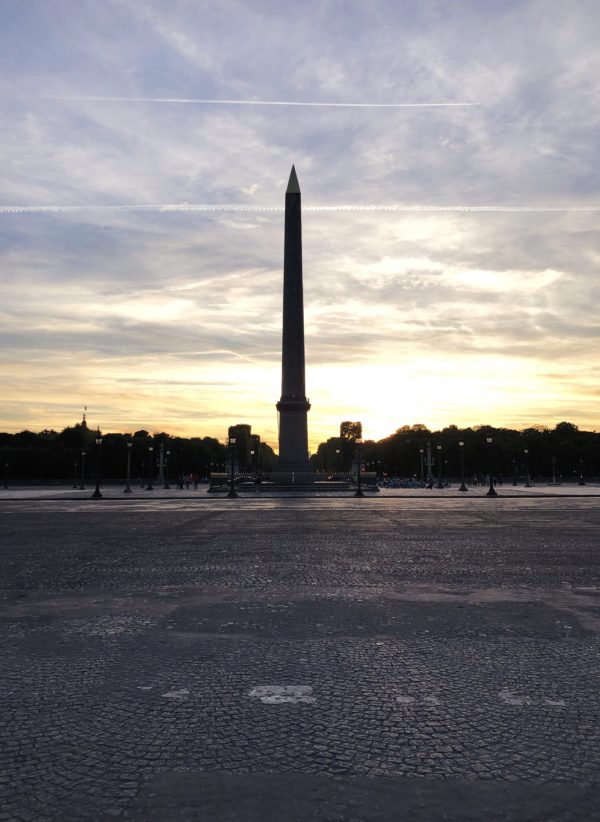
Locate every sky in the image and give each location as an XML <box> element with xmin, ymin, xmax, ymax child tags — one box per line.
<box><xmin>1</xmin><ymin>0</ymin><xmax>600</xmax><ymax>451</ymax></box>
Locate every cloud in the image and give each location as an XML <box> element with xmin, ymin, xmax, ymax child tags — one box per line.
<box><xmin>1</xmin><ymin>0</ymin><xmax>600</xmax><ymax>444</ymax></box>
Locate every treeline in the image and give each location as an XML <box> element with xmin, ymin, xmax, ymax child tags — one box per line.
<box><xmin>0</xmin><ymin>425</ymin><xmax>228</xmax><ymax>483</ymax></box>
<box><xmin>1</xmin><ymin>420</ymin><xmax>598</xmax><ymax>483</ymax></box>
<box><xmin>311</xmin><ymin>421</ymin><xmax>599</xmax><ymax>481</ymax></box>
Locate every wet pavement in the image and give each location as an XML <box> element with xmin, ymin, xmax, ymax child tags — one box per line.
<box><xmin>1</xmin><ymin>496</ymin><xmax>599</xmax><ymax>820</ymax></box>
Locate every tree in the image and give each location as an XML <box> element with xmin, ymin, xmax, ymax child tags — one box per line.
<box><xmin>340</xmin><ymin>421</ymin><xmax>362</xmax><ymax>441</ymax></box>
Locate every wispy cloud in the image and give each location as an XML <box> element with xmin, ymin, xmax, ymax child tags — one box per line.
<box><xmin>3</xmin><ymin>205</ymin><xmax>600</xmax><ymax>214</ymax></box>
<box><xmin>4</xmin><ymin>96</ymin><xmax>478</xmax><ymax>108</ymax></box>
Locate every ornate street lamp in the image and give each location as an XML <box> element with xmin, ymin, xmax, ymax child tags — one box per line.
<box><xmin>91</xmin><ymin>431</ymin><xmax>103</xmax><ymax>499</ymax></box>
<box><xmin>146</xmin><ymin>445</ymin><xmax>154</xmax><ymax>491</ymax></box>
<box><xmin>354</xmin><ymin>438</ymin><xmax>364</xmax><ymax>498</ymax></box>
<box><xmin>164</xmin><ymin>449</ymin><xmax>171</xmax><ymax>489</ymax></box>
<box><xmin>79</xmin><ymin>450</ymin><xmax>86</xmax><ymax>490</ymax></box>
<box><xmin>124</xmin><ymin>441</ymin><xmax>132</xmax><ymax>493</ymax></box>
<box><xmin>419</xmin><ymin>447</ymin><xmax>424</xmax><ymax>481</ymax></box>
<box><xmin>524</xmin><ymin>448</ymin><xmax>531</xmax><ymax>488</ymax></box>
<box><xmin>485</xmin><ymin>436</ymin><xmax>497</xmax><ymax>497</ymax></box>
<box><xmin>435</xmin><ymin>444</ymin><xmax>444</xmax><ymax>489</ymax></box>
<box><xmin>458</xmin><ymin>441</ymin><xmax>468</xmax><ymax>492</ymax></box>
<box><xmin>227</xmin><ymin>437</ymin><xmax>238</xmax><ymax>498</ymax></box>
<box><xmin>73</xmin><ymin>460</ymin><xmax>78</xmax><ymax>489</ymax></box>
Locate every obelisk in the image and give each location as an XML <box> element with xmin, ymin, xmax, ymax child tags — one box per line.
<box><xmin>276</xmin><ymin>165</ymin><xmax>311</xmax><ymax>470</ymax></box>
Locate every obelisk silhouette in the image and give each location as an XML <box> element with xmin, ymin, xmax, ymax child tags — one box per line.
<box><xmin>276</xmin><ymin>165</ymin><xmax>311</xmax><ymax>470</ymax></box>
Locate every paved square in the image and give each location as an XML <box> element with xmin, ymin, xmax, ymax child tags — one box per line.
<box><xmin>1</xmin><ymin>496</ymin><xmax>599</xmax><ymax>820</ymax></box>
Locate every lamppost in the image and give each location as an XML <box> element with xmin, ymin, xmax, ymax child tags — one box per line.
<box><xmin>485</xmin><ymin>436</ymin><xmax>497</xmax><ymax>497</ymax></box>
<box><xmin>435</xmin><ymin>444</ymin><xmax>444</xmax><ymax>488</ymax></box>
<box><xmin>354</xmin><ymin>438</ymin><xmax>364</xmax><ymax>497</ymax></box>
<box><xmin>141</xmin><ymin>459</ymin><xmax>145</xmax><ymax>488</ymax></box>
<box><xmin>73</xmin><ymin>460</ymin><xmax>78</xmax><ymax>489</ymax></box>
<box><xmin>146</xmin><ymin>446</ymin><xmax>154</xmax><ymax>490</ymax></box>
<box><xmin>419</xmin><ymin>447</ymin><xmax>424</xmax><ymax>481</ymax></box>
<box><xmin>524</xmin><ymin>448</ymin><xmax>531</xmax><ymax>488</ymax></box>
<box><xmin>164</xmin><ymin>449</ymin><xmax>171</xmax><ymax>489</ymax></box>
<box><xmin>512</xmin><ymin>458</ymin><xmax>518</xmax><ymax>486</ymax></box>
<box><xmin>158</xmin><ymin>442</ymin><xmax>165</xmax><ymax>487</ymax></box>
<box><xmin>227</xmin><ymin>437</ymin><xmax>238</xmax><ymax>498</ymax></box>
<box><xmin>458</xmin><ymin>441</ymin><xmax>468</xmax><ymax>492</ymax></box>
<box><xmin>91</xmin><ymin>431</ymin><xmax>103</xmax><ymax>499</ymax></box>
<box><xmin>578</xmin><ymin>457</ymin><xmax>585</xmax><ymax>486</ymax></box>
<box><xmin>250</xmin><ymin>449</ymin><xmax>255</xmax><ymax>474</ymax></box>
<box><xmin>124</xmin><ymin>441</ymin><xmax>132</xmax><ymax>493</ymax></box>
<box><xmin>3</xmin><ymin>462</ymin><xmax>8</xmax><ymax>490</ymax></box>
<box><xmin>79</xmin><ymin>450</ymin><xmax>86</xmax><ymax>490</ymax></box>
<box><xmin>551</xmin><ymin>455</ymin><xmax>557</xmax><ymax>485</ymax></box>
<box><xmin>335</xmin><ymin>448</ymin><xmax>341</xmax><ymax>475</ymax></box>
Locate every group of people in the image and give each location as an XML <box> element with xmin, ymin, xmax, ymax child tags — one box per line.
<box><xmin>175</xmin><ymin>473</ymin><xmax>204</xmax><ymax>490</ymax></box>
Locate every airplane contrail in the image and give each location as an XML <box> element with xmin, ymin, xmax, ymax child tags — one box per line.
<box><xmin>3</xmin><ymin>95</ymin><xmax>478</xmax><ymax>109</ymax></box>
<box><xmin>1</xmin><ymin>204</ymin><xmax>600</xmax><ymax>214</ymax></box>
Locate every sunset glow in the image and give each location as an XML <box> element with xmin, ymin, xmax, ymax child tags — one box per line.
<box><xmin>2</xmin><ymin>2</ymin><xmax>599</xmax><ymax>451</ymax></box>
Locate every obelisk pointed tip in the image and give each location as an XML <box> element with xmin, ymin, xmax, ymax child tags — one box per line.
<box><xmin>286</xmin><ymin>165</ymin><xmax>300</xmax><ymax>194</ymax></box>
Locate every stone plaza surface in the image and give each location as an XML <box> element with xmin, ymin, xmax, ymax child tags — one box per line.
<box><xmin>1</xmin><ymin>495</ymin><xmax>599</xmax><ymax>820</ymax></box>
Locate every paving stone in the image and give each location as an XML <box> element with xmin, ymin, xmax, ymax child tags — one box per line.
<box><xmin>0</xmin><ymin>498</ymin><xmax>599</xmax><ymax>819</ymax></box>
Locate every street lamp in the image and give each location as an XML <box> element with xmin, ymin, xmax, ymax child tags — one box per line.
<box><xmin>250</xmin><ymin>449</ymin><xmax>255</xmax><ymax>474</ymax></box>
<box><xmin>164</xmin><ymin>449</ymin><xmax>171</xmax><ymax>489</ymax></box>
<box><xmin>512</xmin><ymin>458</ymin><xmax>518</xmax><ymax>486</ymax></box>
<box><xmin>227</xmin><ymin>437</ymin><xmax>238</xmax><ymax>498</ymax></box>
<box><xmin>485</xmin><ymin>436</ymin><xmax>497</xmax><ymax>497</ymax></box>
<box><xmin>335</xmin><ymin>448</ymin><xmax>341</xmax><ymax>474</ymax></box>
<box><xmin>551</xmin><ymin>455</ymin><xmax>557</xmax><ymax>485</ymax></box>
<box><xmin>578</xmin><ymin>457</ymin><xmax>585</xmax><ymax>486</ymax></box>
<box><xmin>458</xmin><ymin>441</ymin><xmax>468</xmax><ymax>492</ymax></box>
<box><xmin>146</xmin><ymin>445</ymin><xmax>154</xmax><ymax>491</ymax></box>
<box><xmin>354</xmin><ymin>438</ymin><xmax>364</xmax><ymax>498</ymax></box>
<box><xmin>436</xmin><ymin>444</ymin><xmax>444</xmax><ymax>489</ymax></box>
<box><xmin>524</xmin><ymin>448</ymin><xmax>531</xmax><ymax>488</ymax></box>
<box><xmin>79</xmin><ymin>450</ymin><xmax>86</xmax><ymax>490</ymax></box>
<box><xmin>124</xmin><ymin>441</ymin><xmax>132</xmax><ymax>493</ymax></box>
<box><xmin>419</xmin><ymin>447</ymin><xmax>424</xmax><ymax>481</ymax></box>
<box><xmin>3</xmin><ymin>462</ymin><xmax>8</xmax><ymax>490</ymax></box>
<box><xmin>91</xmin><ymin>431</ymin><xmax>103</xmax><ymax>499</ymax></box>
<box><xmin>73</xmin><ymin>460</ymin><xmax>78</xmax><ymax>489</ymax></box>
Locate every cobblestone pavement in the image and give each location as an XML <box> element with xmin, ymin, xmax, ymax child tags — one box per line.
<box><xmin>1</xmin><ymin>497</ymin><xmax>599</xmax><ymax>820</ymax></box>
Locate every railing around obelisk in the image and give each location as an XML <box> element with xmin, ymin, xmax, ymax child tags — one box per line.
<box><xmin>208</xmin><ymin>471</ymin><xmax>379</xmax><ymax>493</ymax></box>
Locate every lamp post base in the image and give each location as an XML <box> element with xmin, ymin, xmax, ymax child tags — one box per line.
<box><xmin>354</xmin><ymin>488</ymin><xmax>365</xmax><ymax>497</ymax></box>
<box><xmin>124</xmin><ymin>485</ymin><xmax>132</xmax><ymax>493</ymax></box>
<box><xmin>459</xmin><ymin>482</ymin><xmax>468</xmax><ymax>492</ymax></box>
<box><xmin>91</xmin><ymin>484</ymin><xmax>102</xmax><ymax>499</ymax></box>
<box><xmin>486</xmin><ymin>485</ymin><xmax>498</xmax><ymax>497</ymax></box>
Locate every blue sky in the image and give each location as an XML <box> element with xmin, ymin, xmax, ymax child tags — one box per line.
<box><xmin>1</xmin><ymin>0</ymin><xmax>600</xmax><ymax>447</ymax></box>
